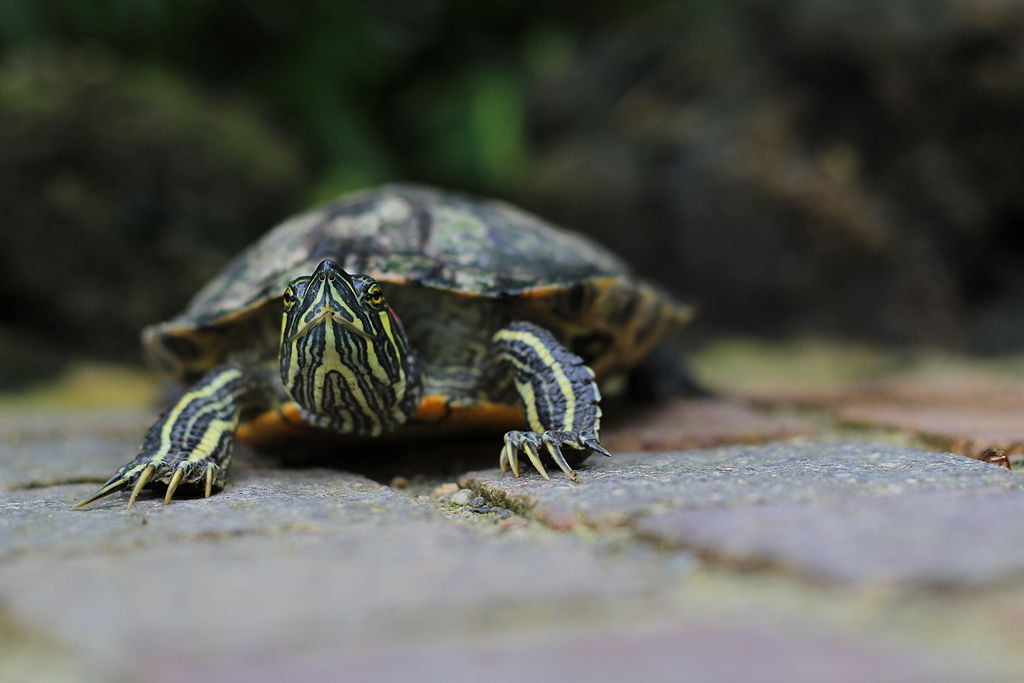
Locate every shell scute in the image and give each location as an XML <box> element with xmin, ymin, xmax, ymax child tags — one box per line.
<box><xmin>145</xmin><ymin>184</ymin><xmax>690</xmax><ymax>381</ymax></box>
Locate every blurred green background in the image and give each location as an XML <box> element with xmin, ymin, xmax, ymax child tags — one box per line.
<box><xmin>3</xmin><ymin>0</ymin><xmax>1024</xmax><ymax>390</ymax></box>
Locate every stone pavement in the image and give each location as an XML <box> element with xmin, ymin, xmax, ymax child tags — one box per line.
<box><xmin>3</xmin><ymin>369</ymin><xmax>1024</xmax><ymax>681</ymax></box>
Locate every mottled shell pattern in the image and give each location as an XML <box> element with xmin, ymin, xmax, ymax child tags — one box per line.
<box><xmin>144</xmin><ymin>184</ymin><xmax>692</xmax><ymax>385</ymax></box>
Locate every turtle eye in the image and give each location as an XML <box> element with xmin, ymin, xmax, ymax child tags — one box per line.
<box><xmin>283</xmin><ymin>276</ymin><xmax>310</xmax><ymax>310</ymax></box>
<box><xmin>364</xmin><ymin>283</ymin><xmax>385</xmax><ymax>309</ymax></box>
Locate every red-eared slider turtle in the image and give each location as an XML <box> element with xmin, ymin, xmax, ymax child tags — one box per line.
<box><xmin>73</xmin><ymin>184</ymin><xmax>692</xmax><ymax>509</ymax></box>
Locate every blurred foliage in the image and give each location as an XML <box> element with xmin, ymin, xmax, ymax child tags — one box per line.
<box><xmin>0</xmin><ymin>0</ymin><xmax>568</xmax><ymax>198</ymax></box>
<box><xmin>510</xmin><ymin>0</ymin><xmax>1024</xmax><ymax>349</ymax></box>
<box><xmin>0</xmin><ymin>47</ymin><xmax>306</xmax><ymax>377</ymax></box>
<box><xmin>2</xmin><ymin>0</ymin><xmax>1024</xmax><ymax>389</ymax></box>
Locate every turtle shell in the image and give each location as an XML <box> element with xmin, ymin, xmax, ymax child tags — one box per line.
<box><xmin>144</xmin><ymin>184</ymin><xmax>691</xmax><ymax>382</ymax></box>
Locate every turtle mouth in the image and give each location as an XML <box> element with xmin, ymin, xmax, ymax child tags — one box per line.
<box><xmin>288</xmin><ymin>307</ymin><xmax>376</xmax><ymax>342</ymax></box>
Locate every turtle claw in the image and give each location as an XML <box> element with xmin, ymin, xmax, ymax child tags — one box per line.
<box><xmin>72</xmin><ymin>453</ymin><xmax>229</xmax><ymax>510</ymax></box>
<box><xmin>523</xmin><ymin>442</ymin><xmax>550</xmax><ymax>480</ymax></box>
<box><xmin>69</xmin><ymin>475</ymin><xmax>132</xmax><ymax>510</ymax></box>
<box><xmin>499</xmin><ymin>442</ymin><xmax>515</xmax><ymax>476</ymax></box>
<box><xmin>71</xmin><ymin>461</ymin><xmax>159</xmax><ymax>511</ymax></box>
<box><xmin>545</xmin><ymin>441</ymin><xmax>578</xmax><ymax>482</ymax></box>
<box><xmin>70</xmin><ymin>460</ymin><xmax>157</xmax><ymax>510</ymax></box>
<box><xmin>126</xmin><ymin>464</ymin><xmax>156</xmax><ymax>509</ymax></box>
<box><xmin>584</xmin><ymin>438</ymin><xmax>611</xmax><ymax>457</ymax></box>
<box><xmin>163</xmin><ymin>467</ymin><xmax>186</xmax><ymax>505</ymax></box>
<box><xmin>500</xmin><ymin>430</ymin><xmax>608</xmax><ymax>481</ymax></box>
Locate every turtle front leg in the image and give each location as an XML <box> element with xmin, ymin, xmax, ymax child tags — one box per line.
<box><xmin>492</xmin><ymin>321</ymin><xmax>609</xmax><ymax>482</ymax></box>
<box><xmin>71</xmin><ymin>365</ymin><xmax>254</xmax><ymax>510</ymax></box>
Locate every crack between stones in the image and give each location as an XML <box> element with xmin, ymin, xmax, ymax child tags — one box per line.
<box><xmin>456</xmin><ymin>473</ymin><xmax>1024</xmax><ymax>592</ymax></box>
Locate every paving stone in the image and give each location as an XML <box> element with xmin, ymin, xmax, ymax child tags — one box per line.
<box><xmin>601</xmin><ymin>398</ymin><xmax>813</xmax><ymax>452</ymax></box>
<box><xmin>735</xmin><ymin>375</ymin><xmax>1024</xmax><ymax>411</ymax></box>
<box><xmin>2</xmin><ymin>431</ymin><xmax>1021</xmax><ymax>680</ymax></box>
<box><xmin>0</xmin><ymin>409</ymin><xmax>152</xmax><ymax>441</ymax></box>
<box><xmin>0</xmin><ymin>475</ymin><xmax>675</xmax><ymax>682</ymax></box>
<box><xmin>0</xmin><ymin>435</ymin><xmax>141</xmax><ymax>491</ymax></box>
<box><xmin>716</xmin><ymin>356</ymin><xmax>1024</xmax><ymax>459</ymax></box>
<box><xmin>0</xmin><ymin>411</ymin><xmax>158</xmax><ymax>490</ymax></box>
<box><xmin>463</xmin><ymin>442</ymin><xmax>1024</xmax><ymax>587</ymax></box>
<box><xmin>0</xmin><ymin>423</ymin><xmax>279</xmax><ymax>492</ymax></box>
<box><xmin>701</xmin><ymin>344</ymin><xmax>1024</xmax><ymax>413</ymax></box>
<box><xmin>0</xmin><ymin>469</ymin><xmax>433</xmax><ymax>558</ymax></box>
<box><xmin>838</xmin><ymin>403</ymin><xmax>1024</xmax><ymax>459</ymax></box>
<box><xmin>146</xmin><ymin>620</ymin><xmax>980</xmax><ymax>683</ymax></box>
<box><xmin>635</xmin><ymin>487</ymin><xmax>1024</xmax><ymax>587</ymax></box>
<box><xmin>462</xmin><ymin>442</ymin><xmax>1024</xmax><ymax>531</ymax></box>
<box><xmin>844</xmin><ymin>373</ymin><xmax>1024</xmax><ymax>410</ymax></box>
<box><xmin>0</xmin><ymin>525</ymin><xmax>665</xmax><ymax>655</ymax></box>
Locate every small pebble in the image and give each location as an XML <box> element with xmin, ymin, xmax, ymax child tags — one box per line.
<box><xmin>390</xmin><ymin>476</ymin><xmax>411</xmax><ymax>489</ymax></box>
<box><xmin>470</xmin><ymin>496</ymin><xmax>486</xmax><ymax>508</ymax></box>
<box><xmin>430</xmin><ymin>482</ymin><xmax>459</xmax><ymax>499</ymax></box>
<box><xmin>450</xmin><ymin>488</ymin><xmax>474</xmax><ymax>506</ymax></box>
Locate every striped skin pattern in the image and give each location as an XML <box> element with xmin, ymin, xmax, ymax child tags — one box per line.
<box><xmin>72</xmin><ymin>259</ymin><xmax>424</xmax><ymax>509</ymax></box>
<box><xmin>71</xmin><ymin>365</ymin><xmax>252</xmax><ymax>509</ymax></box>
<box><xmin>279</xmin><ymin>260</ymin><xmax>421</xmax><ymax>437</ymax></box>
<box><xmin>74</xmin><ymin>259</ymin><xmax>616</xmax><ymax>508</ymax></box>
<box><xmin>109</xmin><ymin>186</ymin><xmax>692</xmax><ymax>505</ymax></box>
<box><xmin>493</xmin><ymin>321</ymin><xmax>608</xmax><ymax>481</ymax></box>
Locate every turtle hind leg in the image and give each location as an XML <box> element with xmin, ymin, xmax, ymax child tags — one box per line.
<box><xmin>492</xmin><ymin>321</ymin><xmax>608</xmax><ymax>482</ymax></box>
<box><xmin>70</xmin><ymin>365</ymin><xmax>252</xmax><ymax>510</ymax></box>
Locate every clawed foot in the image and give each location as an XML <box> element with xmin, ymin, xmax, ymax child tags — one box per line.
<box><xmin>499</xmin><ymin>430</ymin><xmax>610</xmax><ymax>482</ymax></box>
<box><xmin>70</xmin><ymin>456</ymin><xmax>226</xmax><ymax>510</ymax></box>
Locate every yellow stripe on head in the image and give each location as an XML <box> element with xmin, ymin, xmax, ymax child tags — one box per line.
<box><xmin>278</xmin><ymin>259</ymin><xmax>420</xmax><ymax>437</ymax></box>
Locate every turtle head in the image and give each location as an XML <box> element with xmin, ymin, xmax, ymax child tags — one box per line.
<box><xmin>279</xmin><ymin>259</ymin><xmax>420</xmax><ymax>435</ymax></box>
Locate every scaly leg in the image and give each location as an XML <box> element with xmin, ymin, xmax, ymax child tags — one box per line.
<box><xmin>71</xmin><ymin>365</ymin><xmax>254</xmax><ymax>509</ymax></box>
<box><xmin>492</xmin><ymin>321</ymin><xmax>609</xmax><ymax>481</ymax></box>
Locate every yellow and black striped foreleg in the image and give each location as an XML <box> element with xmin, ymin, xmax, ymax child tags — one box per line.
<box><xmin>492</xmin><ymin>321</ymin><xmax>609</xmax><ymax>482</ymax></box>
<box><xmin>71</xmin><ymin>365</ymin><xmax>253</xmax><ymax>510</ymax></box>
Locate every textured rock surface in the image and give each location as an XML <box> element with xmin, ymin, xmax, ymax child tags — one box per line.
<box><xmin>635</xmin><ymin>487</ymin><xmax>1024</xmax><ymax>587</ymax></box>
<box><xmin>462</xmin><ymin>443</ymin><xmax>1024</xmax><ymax>587</ymax></box>
<box><xmin>602</xmin><ymin>398</ymin><xmax>813</xmax><ymax>452</ymax></box>
<box><xmin>0</xmin><ymin>410</ymin><xmax>149</xmax><ymax>490</ymax></box>
<box><xmin>147</xmin><ymin>621</ymin><xmax>966</xmax><ymax>683</ymax></box>
<box><xmin>2</xmin><ymin>470</ymin><xmax>431</xmax><ymax>557</ymax></box>
<box><xmin>702</xmin><ymin>346</ymin><xmax>1024</xmax><ymax>461</ymax></box>
<box><xmin>461</xmin><ymin>443</ymin><xmax>1024</xmax><ymax>530</ymax></box>
<box><xmin>3</xmin><ymin>423</ymin><xmax>1024</xmax><ymax>681</ymax></box>
<box><xmin>838</xmin><ymin>403</ymin><xmax>1024</xmax><ymax>459</ymax></box>
<box><xmin>1</xmin><ymin>466</ymin><xmax>673</xmax><ymax>681</ymax></box>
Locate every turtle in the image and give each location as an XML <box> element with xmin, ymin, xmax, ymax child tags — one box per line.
<box><xmin>72</xmin><ymin>184</ymin><xmax>692</xmax><ymax>509</ymax></box>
